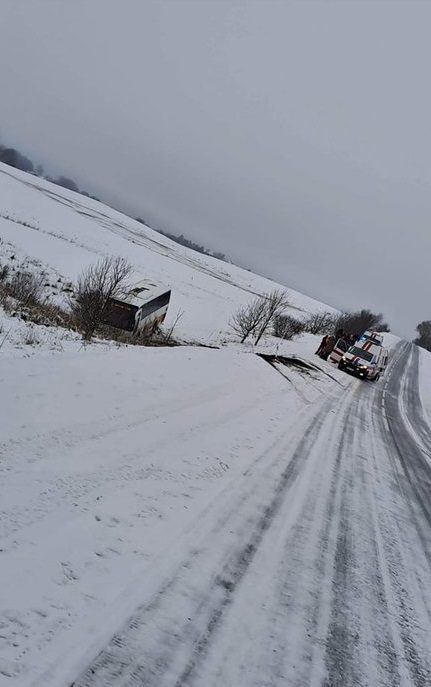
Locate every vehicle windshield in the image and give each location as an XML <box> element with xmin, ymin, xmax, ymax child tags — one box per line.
<box><xmin>335</xmin><ymin>338</ymin><xmax>348</xmax><ymax>352</ymax></box>
<box><xmin>348</xmin><ymin>346</ymin><xmax>373</xmax><ymax>362</ymax></box>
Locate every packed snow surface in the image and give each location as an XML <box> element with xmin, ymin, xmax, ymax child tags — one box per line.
<box><xmin>419</xmin><ymin>346</ymin><xmax>431</xmax><ymax>422</ymax></box>
<box><xmin>2</xmin><ymin>164</ymin><xmax>431</xmax><ymax>687</ymax></box>
<box><xmin>0</xmin><ymin>345</ymin><xmax>344</xmax><ymax>685</ymax></box>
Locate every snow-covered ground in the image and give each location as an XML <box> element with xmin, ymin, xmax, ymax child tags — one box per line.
<box><xmin>0</xmin><ymin>163</ymin><xmax>345</xmax><ymax>685</ymax></box>
<box><xmin>0</xmin><ymin>163</ymin><xmax>335</xmax><ymax>348</ymax></box>
<box><xmin>6</xmin><ymin>164</ymin><xmax>431</xmax><ymax>687</ymax></box>
<box><xmin>418</xmin><ymin>345</ymin><xmax>431</xmax><ymax>421</ymax></box>
<box><xmin>0</xmin><ymin>344</ymin><xmax>349</xmax><ymax>686</ymax></box>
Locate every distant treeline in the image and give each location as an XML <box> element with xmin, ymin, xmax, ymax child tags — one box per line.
<box><xmin>0</xmin><ymin>141</ymin><xmax>100</xmax><ymax>201</ymax></box>
<box><xmin>0</xmin><ymin>138</ymin><xmax>229</xmax><ymax>263</ymax></box>
<box><xmin>135</xmin><ymin>217</ymin><xmax>226</xmax><ymax>261</ymax></box>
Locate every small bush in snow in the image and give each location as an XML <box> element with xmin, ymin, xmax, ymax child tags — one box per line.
<box><xmin>303</xmin><ymin>311</ymin><xmax>337</xmax><ymax>335</ymax></box>
<box><xmin>7</xmin><ymin>270</ymin><xmax>44</xmax><ymax>307</ymax></box>
<box><xmin>70</xmin><ymin>256</ymin><xmax>132</xmax><ymax>340</ymax></box>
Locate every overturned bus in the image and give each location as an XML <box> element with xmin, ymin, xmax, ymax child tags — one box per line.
<box><xmin>101</xmin><ymin>281</ymin><xmax>171</xmax><ymax>335</ymax></box>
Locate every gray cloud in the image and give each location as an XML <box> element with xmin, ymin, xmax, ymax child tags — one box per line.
<box><xmin>1</xmin><ymin>0</ymin><xmax>430</xmax><ymax>337</ymax></box>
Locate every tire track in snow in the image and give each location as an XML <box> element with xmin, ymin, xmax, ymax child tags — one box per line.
<box><xmin>194</xmin><ymin>350</ymin><xmax>431</xmax><ymax>687</ymax></box>
<box><xmin>321</xmin><ymin>347</ymin><xmax>431</xmax><ymax>687</ymax></box>
<box><xmin>371</xmin><ymin>343</ymin><xmax>431</xmax><ymax>686</ymax></box>
<box><xmin>383</xmin><ymin>344</ymin><xmax>431</xmax><ymax>557</ymax></box>
<box><xmin>0</xmin><ymin>380</ymin><xmax>289</xmax><ymax>543</ymax></box>
<box><xmin>235</xmin><ymin>385</ymin><xmax>361</xmax><ymax>687</ymax></box>
<box><xmin>62</xmin><ymin>342</ymin><xmax>431</xmax><ymax>686</ymax></box>
<box><xmin>213</xmin><ymin>346</ymin><xmax>431</xmax><ymax>687</ymax></box>
<box><xmin>320</xmin><ymin>403</ymin><xmax>362</xmax><ymax>687</ymax></box>
<box><xmin>70</xmin><ymin>396</ymin><xmax>337</xmax><ymax>687</ymax></box>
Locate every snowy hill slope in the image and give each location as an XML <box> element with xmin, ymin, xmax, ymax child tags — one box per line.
<box><xmin>0</xmin><ymin>163</ymin><xmax>336</xmax><ymax>344</ymax></box>
<box><xmin>1</xmin><ymin>163</ymin><xmax>417</xmax><ymax>687</ymax></box>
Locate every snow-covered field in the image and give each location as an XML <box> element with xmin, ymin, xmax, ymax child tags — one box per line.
<box><xmin>0</xmin><ymin>163</ymin><xmax>335</xmax><ymax>350</ymax></box>
<box><xmin>5</xmin><ymin>164</ymin><xmax>431</xmax><ymax>687</ymax></box>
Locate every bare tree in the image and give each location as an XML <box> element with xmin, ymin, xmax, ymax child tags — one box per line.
<box><xmin>273</xmin><ymin>314</ymin><xmax>305</xmax><ymax>340</ymax></box>
<box><xmin>70</xmin><ymin>256</ymin><xmax>132</xmax><ymax>340</ymax></box>
<box><xmin>414</xmin><ymin>320</ymin><xmax>431</xmax><ymax>352</ymax></box>
<box><xmin>254</xmin><ymin>289</ymin><xmax>290</xmax><ymax>345</ymax></box>
<box><xmin>333</xmin><ymin>309</ymin><xmax>390</xmax><ymax>336</ymax></box>
<box><xmin>230</xmin><ymin>296</ymin><xmax>268</xmax><ymax>343</ymax></box>
<box><xmin>303</xmin><ymin>311</ymin><xmax>337</xmax><ymax>335</ymax></box>
<box><xmin>231</xmin><ymin>290</ymin><xmax>290</xmax><ymax>344</ymax></box>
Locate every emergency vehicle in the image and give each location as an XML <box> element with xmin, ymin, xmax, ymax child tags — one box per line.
<box><xmin>357</xmin><ymin>330</ymin><xmax>384</xmax><ymax>346</ymax></box>
<box><xmin>328</xmin><ymin>338</ymin><xmax>349</xmax><ymax>365</ymax></box>
<box><xmin>338</xmin><ymin>338</ymin><xmax>388</xmax><ymax>381</ymax></box>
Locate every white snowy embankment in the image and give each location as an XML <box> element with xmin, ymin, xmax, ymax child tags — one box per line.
<box><xmin>418</xmin><ymin>345</ymin><xmax>431</xmax><ymax>421</ymax></box>
<box><xmin>0</xmin><ymin>344</ymin><xmax>348</xmax><ymax>686</ymax></box>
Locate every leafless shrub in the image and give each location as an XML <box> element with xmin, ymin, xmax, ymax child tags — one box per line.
<box><xmin>0</xmin><ymin>264</ymin><xmax>9</xmax><ymax>281</ymax></box>
<box><xmin>30</xmin><ymin>301</ymin><xmax>73</xmax><ymax>329</ymax></box>
<box><xmin>161</xmin><ymin>309</ymin><xmax>184</xmax><ymax>345</ymax></box>
<box><xmin>70</xmin><ymin>256</ymin><xmax>132</xmax><ymax>340</ymax></box>
<box><xmin>230</xmin><ymin>289</ymin><xmax>290</xmax><ymax>344</ymax></box>
<box><xmin>7</xmin><ymin>270</ymin><xmax>44</xmax><ymax>307</ymax></box>
<box><xmin>303</xmin><ymin>311</ymin><xmax>337</xmax><ymax>335</ymax></box>
<box><xmin>230</xmin><ymin>297</ymin><xmax>268</xmax><ymax>343</ymax></box>
<box><xmin>254</xmin><ymin>290</ymin><xmax>290</xmax><ymax>345</ymax></box>
<box><xmin>273</xmin><ymin>314</ymin><xmax>306</xmax><ymax>340</ymax></box>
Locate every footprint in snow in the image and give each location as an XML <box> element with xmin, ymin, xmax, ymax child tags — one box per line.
<box><xmin>59</xmin><ymin>562</ymin><xmax>79</xmax><ymax>584</ymax></box>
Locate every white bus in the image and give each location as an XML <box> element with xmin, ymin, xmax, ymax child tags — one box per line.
<box><xmin>101</xmin><ymin>281</ymin><xmax>171</xmax><ymax>335</ymax></box>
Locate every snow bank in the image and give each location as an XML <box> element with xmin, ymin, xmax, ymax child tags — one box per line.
<box><xmin>0</xmin><ymin>343</ymin><xmax>345</xmax><ymax>686</ymax></box>
<box><xmin>418</xmin><ymin>345</ymin><xmax>431</xmax><ymax>422</ymax></box>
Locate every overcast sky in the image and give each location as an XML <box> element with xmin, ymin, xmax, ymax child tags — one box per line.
<box><xmin>1</xmin><ymin>0</ymin><xmax>431</xmax><ymax>337</ymax></box>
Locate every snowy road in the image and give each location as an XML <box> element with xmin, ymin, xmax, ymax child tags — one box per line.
<box><xmin>67</xmin><ymin>343</ymin><xmax>431</xmax><ymax>687</ymax></box>
<box><xmin>2</xmin><ymin>343</ymin><xmax>431</xmax><ymax>687</ymax></box>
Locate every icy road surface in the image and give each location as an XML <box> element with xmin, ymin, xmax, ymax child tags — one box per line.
<box><xmin>2</xmin><ymin>343</ymin><xmax>431</xmax><ymax>686</ymax></box>
<box><xmin>73</xmin><ymin>343</ymin><xmax>431</xmax><ymax>687</ymax></box>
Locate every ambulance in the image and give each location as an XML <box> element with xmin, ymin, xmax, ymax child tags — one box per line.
<box><xmin>328</xmin><ymin>337</ymin><xmax>349</xmax><ymax>365</ymax></box>
<box><xmin>338</xmin><ymin>337</ymin><xmax>388</xmax><ymax>381</ymax></box>
<box><xmin>357</xmin><ymin>330</ymin><xmax>384</xmax><ymax>346</ymax></box>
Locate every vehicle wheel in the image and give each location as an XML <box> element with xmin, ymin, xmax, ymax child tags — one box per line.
<box><xmin>373</xmin><ymin>373</ymin><xmax>380</xmax><ymax>382</ymax></box>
